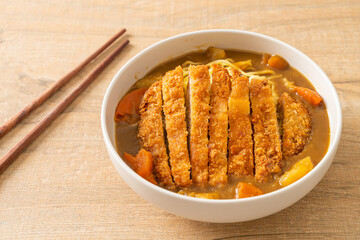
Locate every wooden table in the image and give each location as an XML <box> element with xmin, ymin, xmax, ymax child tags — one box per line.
<box><xmin>1</xmin><ymin>0</ymin><xmax>359</xmax><ymax>239</ymax></box>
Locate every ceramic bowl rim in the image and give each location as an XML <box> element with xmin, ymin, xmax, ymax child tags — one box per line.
<box><xmin>101</xmin><ymin>29</ymin><xmax>342</xmax><ymax>204</ymax></box>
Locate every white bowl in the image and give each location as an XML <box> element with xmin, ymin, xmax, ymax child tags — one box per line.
<box><xmin>101</xmin><ymin>30</ymin><xmax>342</xmax><ymax>223</ymax></box>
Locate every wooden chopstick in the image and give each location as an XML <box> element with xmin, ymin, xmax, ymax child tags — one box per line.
<box><xmin>0</xmin><ymin>39</ymin><xmax>130</xmax><ymax>174</ymax></box>
<box><xmin>0</xmin><ymin>28</ymin><xmax>126</xmax><ymax>138</ymax></box>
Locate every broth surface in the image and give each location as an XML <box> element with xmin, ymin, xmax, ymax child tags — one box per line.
<box><xmin>115</xmin><ymin>50</ymin><xmax>330</xmax><ymax>198</ymax></box>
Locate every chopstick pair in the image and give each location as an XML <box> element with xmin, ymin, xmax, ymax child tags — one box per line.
<box><xmin>0</xmin><ymin>29</ymin><xmax>129</xmax><ymax>174</ymax></box>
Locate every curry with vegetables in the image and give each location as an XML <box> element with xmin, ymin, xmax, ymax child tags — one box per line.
<box><xmin>114</xmin><ymin>47</ymin><xmax>330</xmax><ymax>199</ymax></box>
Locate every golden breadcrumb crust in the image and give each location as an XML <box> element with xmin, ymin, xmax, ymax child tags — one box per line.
<box><xmin>228</xmin><ymin>76</ymin><xmax>254</xmax><ymax>176</ymax></box>
<box><xmin>162</xmin><ymin>66</ymin><xmax>192</xmax><ymax>187</ymax></box>
<box><xmin>208</xmin><ymin>65</ymin><xmax>231</xmax><ymax>187</ymax></box>
<box><xmin>138</xmin><ymin>81</ymin><xmax>175</xmax><ymax>188</ymax></box>
<box><xmin>279</xmin><ymin>92</ymin><xmax>312</xmax><ymax>157</ymax></box>
<box><xmin>188</xmin><ymin>65</ymin><xmax>211</xmax><ymax>185</ymax></box>
<box><xmin>250</xmin><ymin>78</ymin><xmax>282</xmax><ymax>182</ymax></box>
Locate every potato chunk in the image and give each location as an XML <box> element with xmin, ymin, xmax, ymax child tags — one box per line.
<box><xmin>206</xmin><ymin>46</ymin><xmax>226</xmax><ymax>60</ymax></box>
<box><xmin>178</xmin><ymin>190</ymin><xmax>220</xmax><ymax>199</ymax></box>
<box><xmin>279</xmin><ymin>156</ymin><xmax>314</xmax><ymax>187</ymax></box>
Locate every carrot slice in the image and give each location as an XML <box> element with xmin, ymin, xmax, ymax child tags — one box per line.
<box><xmin>114</xmin><ymin>87</ymin><xmax>148</xmax><ymax>123</ymax></box>
<box><xmin>123</xmin><ymin>149</ymin><xmax>157</xmax><ymax>184</ymax></box>
<box><xmin>235</xmin><ymin>182</ymin><xmax>263</xmax><ymax>199</ymax></box>
<box><xmin>294</xmin><ymin>86</ymin><xmax>323</xmax><ymax>106</ymax></box>
<box><xmin>267</xmin><ymin>55</ymin><xmax>289</xmax><ymax>70</ymax></box>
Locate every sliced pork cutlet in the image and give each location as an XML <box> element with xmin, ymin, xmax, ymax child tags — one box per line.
<box><xmin>228</xmin><ymin>67</ymin><xmax>241</xmax><ymax>78</ymax></box>
<box><xmin>208</xmin><ymin>64</ymin><xmax>231</xmax><ymax>187</ymax></box>
<box><xmin>250</xmin><ymin>78</ymin><xmax>282</xmax><ymax>182</ymax></box>
<box><xmin>138</xmin><ymin>81</ymin><xmax>175</xmax><ymax>188</ymax></box>
<box><xmin>228</xmin><ymin>76</ymin><xmax>254</xmax><ymax>176</ymax></box>
<box><xmin>162</xmin><ymin>66</ymin><xmax>192</xmax><ymax>187</ymax></box>
<box><xmin>279</xmin><ymin>92</ymin><xmax>312</xmax><ymax>157</ymax></box>
<box><xmin>188</xmin><ymin>65</ymin><xmax>211</xmax><ymax>185</ymax></box>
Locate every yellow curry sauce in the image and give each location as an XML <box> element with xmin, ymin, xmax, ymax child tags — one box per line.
<box><xmin>115</xmin><ymin>49</ymin><xmax>330</xmax><ymax>199</ymax></box>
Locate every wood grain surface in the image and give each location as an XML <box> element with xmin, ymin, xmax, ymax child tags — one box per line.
<box><xmin>0</xmin><ymin>0</ymin><xmax>359</xmax><ymax>239</ymax></box>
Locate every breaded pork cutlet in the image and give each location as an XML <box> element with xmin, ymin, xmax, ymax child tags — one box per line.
<box><xmin>162</xmin><ymin>66</ymin><xmax>192</xmax><ymax>187</ymax></box>
<box><xmin>188</xmin><ymin>65</ymin><xmax>211</xmax><ymax>185</ymax></box>
<box><xmin>279</xmin><ymin>92</ymin><xmax>312</xmax><ymax>157</ymax></box>
<box><xmin>138</xmin><ymin>81</ymin><xmax>175</xmax><ymax>188</ymax></box>
<box><xmin>250</xmin><ymin>78</ymin><xmax>282</xmax><ymax>182</ymax></box>
<box><xmin>228</xmin><ymin>67</ymin><xmax>241</xmax><ymax>78</ymax></box>
<box><xmin>208</xmin><ymin>65</ymin><xmax>231</xmax><ymax>187</ymax></box>
<box><xmin>228</xmin><ymin>76</ymin><xmax>254</xmax><ymax>176</ymax></box>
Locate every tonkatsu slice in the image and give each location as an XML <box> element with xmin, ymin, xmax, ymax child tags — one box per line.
<box><xmin>228</xmin><ymin>67</ymin><xmax>241</xmax><ymax>78</ymax></box>
<box><xmin>279</xmin><ymin>92</ymin><xmax>312</xmax><ymax>157</ymax></box>
<box><xmin>228</xmin><ymin>76</ymin><xmax>254</xmax><ymax>176</ymax></box>
<box><xmin>208</xmin><ymin>65</ymin><xmax>231</xmax><ymax>187</ymax></box>
<box><xmin>188</xmin><ymin>65</ymin><xmax>211</xmax><ymax>185</ymax></box>
<box><xmin>162</xmin><ymin>66</ymin><xmax>192</xmax><ymax>187</ymax></box>
<box><xmin>138</xmin><ymin>81</ymin><xmax>174</xmax><ymax>188</ymax></box>
<box><xmin>250</xmin><ymin>78</ymin><xmax>282</xmax><ymax>182</ymax></box>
